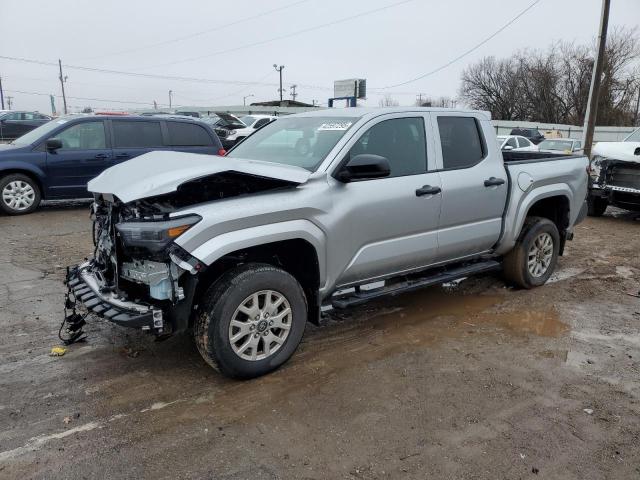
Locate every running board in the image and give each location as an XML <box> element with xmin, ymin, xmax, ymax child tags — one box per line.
<box><xmin>331</xmin><ymin>260</ymin><xmax>501</xmax><ymax>309</ymax></box>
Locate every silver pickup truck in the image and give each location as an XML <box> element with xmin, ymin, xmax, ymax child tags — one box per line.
<box><xmin>65</xmin><ymin>107</ymin><xmax>588</xmax><ymax>378</ymax></box>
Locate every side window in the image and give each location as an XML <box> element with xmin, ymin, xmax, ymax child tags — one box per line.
<box><xmin>518</xmin><ymin>137</ymin><xmax>531</xmax><ymax>147</ymax></box>
<box><xmin>254</xmin><ymin>118</ymin><xmax>271</xmax><ymax>129</ymax></box>
<box><xmin>574</xmin><ymin>141</ymin><xmax>581</xmax><ymax>150</ymax></box>
<box><xmin>348</xmin><ymin>117</ymin><xmax>427</xmax><ymax>178</ymax></box>
<box><xmin>437</xmin><ymin>116</ymin><xmax>485</xmax><ymax>169</ymax></box>
<box><xmin>52</xmin><ymin>121</ymin><xmax>106</xmax><ymax>149</ymax></box>
<box><xmin>167</xmin><ymin>122</ymin><xmax>213</xmax><ymax>146</ymax></box>
<box><xmin>506</xmin><ymin>137</ymin><xmax>518</xmax><ymax>149</ymax></box>
<box><xmin>5</xmin><ymin>112</ymin><xmax>22</xmax><ymax>121</ymax></box>
<box><xmin>113</xmin><ymin>121</ymin><xmax>163</xmax><ymax>148</ymax></box>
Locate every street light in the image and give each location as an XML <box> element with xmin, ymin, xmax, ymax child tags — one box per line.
<box><xmin>273</xmin><ymin>64</ymin><xmax>285</xmax><ymax>103</ymax></box>
<box><xmin>243</xmin><ymin>94</ymin><xmax>254</xmax><ymax>106</ymax></box>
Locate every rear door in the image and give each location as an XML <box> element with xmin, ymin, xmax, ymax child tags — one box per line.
<box><xmin>165</xmin><ymin>121</ymin><xmax>220</xmax><ymax>155</ymax></box>
<box><xmin>431</xmin><ymin>113</ymin><xmax>508</xmax><ymax>261</ymax></box>
<box><xmin>332</xmin><ymin>114</ymin><xmax>443</xmax><ymax>286</ymax></box>
<box><xmin>111</xmin><ymin>119</ymin><xmax>165</xmax><ymax>164</ymax></box>
<box><xmin>45</xmin><ymin>120</ymin><xmax>112</xmax><ymax>198</ymax></box>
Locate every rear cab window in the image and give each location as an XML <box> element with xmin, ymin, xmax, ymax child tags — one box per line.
<box><xmin>437</xmin><ymin>116</ymin><xmax>486</xmax><ymax>169</ymax></box>
<box><xmin>113</xmin><ymin>120</ymin><xmax>163</xmax><ymax>148</ymax></box>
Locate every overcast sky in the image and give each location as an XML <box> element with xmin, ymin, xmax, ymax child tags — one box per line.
<box><xmin>1</xmin><ymin>0</ymin><xmax>638</xmax><ymax>113</ymax></box>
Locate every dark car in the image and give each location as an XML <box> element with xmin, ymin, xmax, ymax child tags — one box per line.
<box><xmin>0</xmin><ymin>114</ymin><xmax>225</xmax><ymax>215</ymax></box>
<box><xmin>0</xmin><ymin>111</ymin><xmax>52</xmax><ymax>141</ymax></box>
<box><xmin>509</xmin><ymin>127</ymin><xmax>545</xmax><ymax>145</ymax></box>
<box><xmin>200</xmin><ymin>112</ymin><xmax>247</xmax><ymax>149</ymax></box>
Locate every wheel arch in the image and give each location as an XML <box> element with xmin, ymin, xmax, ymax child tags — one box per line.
<box><xmin>0</xmin><ymin>165</ymin><xmax>47</xmax><ymax>199</ymax></box>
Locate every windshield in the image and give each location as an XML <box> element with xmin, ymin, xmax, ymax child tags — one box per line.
<box><xmin>240</xmin><ymin>115</ymin><xmax>257</xmax><ymax>127</ymax></box>
<box><xmin>227</xmin><ymin>116</ymin><xmax>358</xmax><ymax>171</ymax></box>
<box><xmin>624</xmin><ymin>127</ymin><xmax>640</xmax><ymax>142</ymax></box>
<box><xmin>10</xmin><ymin>117</ymin><xmax>68</xmax><ymax>146</ymax></box>
<box><xmin>539</xmin><ymin>139</ymin><xmax>572</xmax><ymax>151</ymax></box>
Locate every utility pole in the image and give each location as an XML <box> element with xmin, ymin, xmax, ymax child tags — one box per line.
<box><xmin>243</xmin><ymin>94</ymin><xmax>254</xmax><ymax>106</ymax></box>
<box><xmin>582</xmin><ymin>0</ymin><xmax>610</xmax><ymax>158</ymax></box>
<box><xmin>168</xmin><ymin>90</ymin><xmax>173</xmax><ymax>109</ymax></box>
<box><xmin>290</xmin><ymin>84</ymin><xmax>298</xmax><ymax>102</ymax></box>
<box><xmin>634</xmin><ymin>84</ymin><xmax>640</xmax><ymax>126</ymax></box>
<box><xmin>58</xmin><ymin>59</ymin><xmax>68</xmax><ymax>115</ymax></box>
<box><xmin>0</xmin><ymin>76</ymin><xmax>4</xmax><ymax>109</ymax></box>
<box><xmin>6</xmin><ymin>96</ymin><xmax>13</xmax><ymax>110</ymax></box>
<box><xmin>416</xmin><ymin>93</ymin><xmax>425</xmax><ymax>106</ymax></box>
<box><xmin>273</xmin><ymin>64</ymin><xmax>285</xmax><ymax>103</ymax></box>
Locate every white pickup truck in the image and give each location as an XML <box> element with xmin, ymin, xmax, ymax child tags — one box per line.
<box><xmin>65</xmin><ymin>107</ymin><xmax>589</xmax><ymax>378</ymax></box>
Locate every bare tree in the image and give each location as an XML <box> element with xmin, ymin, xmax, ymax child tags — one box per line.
<box><xmin>379</xmin><ymin>94</ymin><xmax>399</xmax><ymax>107</ymax></box>
<box><xmin>459</xmin><ymin>26</ymin><xmax>640</xmax><ymax>125</ymax></box>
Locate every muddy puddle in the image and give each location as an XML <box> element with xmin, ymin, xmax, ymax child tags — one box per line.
<box><xmin>155</xmin><ymin>287</ymin><xmax>570</xmax><ymax>423</ymax></box>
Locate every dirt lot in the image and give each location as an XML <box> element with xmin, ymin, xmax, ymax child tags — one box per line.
<box><xmin>0</xmin><ymin>203</ymin><xmax>639</xmax><ymax>479</ymax></box>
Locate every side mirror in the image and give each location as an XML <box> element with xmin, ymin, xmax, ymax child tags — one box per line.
<box><xmin>46</xmin><ymin>139</ymin><xmax>63</xmax><ymax>151</ymax></box>
<box><xmin>335</xmin><ymin>154</ymin><xmax>390</xmax><ymax>183</ymax></box>
<box><xmin>503</xmin><ymin>145</ymin><xmax>514</xmax><ymax>151</ymax></box>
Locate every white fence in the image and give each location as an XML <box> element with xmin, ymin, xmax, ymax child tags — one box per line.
<box><xmin>492</xmin><ymin>120</ymin><xmax>636</xmax><ymax>142</ymax></box>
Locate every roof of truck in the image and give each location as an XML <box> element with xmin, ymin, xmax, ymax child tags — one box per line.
<box><xmin>291</xmin><ymin>107</ymin><xmax>491</xmax><ymax>120</ymax></box>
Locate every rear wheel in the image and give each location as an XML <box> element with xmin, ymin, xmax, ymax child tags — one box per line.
<box><xmin>0</xmin><ymin>173</ymin><xmax>41</xmax><ymax>215</ymax></box>
<box><xmin>503</xmin><ymin>216</ymin><xmax>560</xmax><ymax>289</ymax></box>
<box><xmin>194</xmin><ymin>263</ymin><xmax>307</xmax><ymax>379</ymax></box>
<box><xmin>587</xmin><ymin>195</ymin><xmax>608</xmax><ymax>217</ymax></box>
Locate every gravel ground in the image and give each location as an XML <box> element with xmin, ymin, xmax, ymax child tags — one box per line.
<box><xmin>0</xmin><ymin>203</ymin><xmax>639</xmax><ymax>479</ymax></box>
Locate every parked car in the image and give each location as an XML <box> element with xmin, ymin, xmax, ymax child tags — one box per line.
<box><xmin>66</xmin><ymin>107</ymin><xmax>588</xmax><ymax>379</ymax></box>
<box><xmin>510</xmin><ymin>127</ymin><xmax>545</xmax><ymax>145</ymax></box>
<box><xmin>538</xmin><ymin>138</ymin><xmax>582</xmax><ymax>154</ymax></box>
<box><xmin>497</xmin><ymin>135</ymin><xmax>538</xmax><ymax>152</ymax></box>
<box><xmin>0</xmin><ymin>111</ymin><xmax>52</xmax><ymax>141</ymax></box>
<box><xmin>225</xmin><ymin>115</ymin><xmax>277</xmax><ymax>145</ymax></box>
<box><xmin>174</xmin><ymin>111</ymin><xmax>201</xmax><ymax>118</ymax></box>
<box><xmin>587</xmin><ymin>127</ymin><xmax>640</xmax><ymax>216</ymax></box>
<box><xmin>200</xmin><ymin>113</ymin><xmax>247</xmax><ymax>149</ymax></box>
<box><xmin>0</xmin><ymin>114</ymin><xmax>224</xmax><ymax>215</ymax></box>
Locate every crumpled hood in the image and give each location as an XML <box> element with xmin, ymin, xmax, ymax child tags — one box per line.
<box><xmin>88</xmin><ymin>151</ymin><xmax>311</xmax><ymax>203</ymax></box>
<box><xmin>593</xmin><ymin>141</ymin><xmax>640</xmax><ymax>163</ymax></box>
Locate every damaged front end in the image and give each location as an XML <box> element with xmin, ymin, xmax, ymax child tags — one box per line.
<box><xmin>590</xmin><ymin>156</ymin><xmax>640</xmax><ymax>210</ymax></box>
<box><xmin>66</xmin><ymin>194</ymin><xmax>206</xmax><ymax>335</ymax></box>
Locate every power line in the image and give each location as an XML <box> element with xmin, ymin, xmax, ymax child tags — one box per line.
<box><xmin>379</xmin><ymin>0</ymin><xmax>541</xmax><ymax>89</ymax></box>
<box><xmin>76</xmin><ymin>0</ymin><xmax>314</xmax><ymax>61</ymax></box>
<box><xmin>140</xmin><ymin>0</ymin><xmax>416</xmax><ymax>70</ymax></box>
<box><xmin>5</xmin><ymin>89</ymin><xmax>168</xmax><ymax>107</ymax></box>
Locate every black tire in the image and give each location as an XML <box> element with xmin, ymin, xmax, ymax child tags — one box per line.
<box><xmin>194</xmin><ymin>263</ymin><xmax>307</xmax><ymax>379</ymax></box>
<box><xmin>587</xmin><ymin>195</ymin><xmax>608</xmax><ymax>217</ymax></box>
<box><xmin>503</xmin><ymin>216</ymin><xmax>560</xmax><ymax>289</ymax></box>
<box><xmin>0</xmin><ymin>173</ymin><xmax>41</xmax><ymax>215</ymax></box>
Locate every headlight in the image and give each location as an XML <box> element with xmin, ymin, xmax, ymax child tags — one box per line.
<box><xmin>115</xmin><ymin>215</ymin><xmax>201</xmax><ymax>253</ymax></box>
<box><xmin>589</xmin><ymin>155</ymin><xmax>605</xmax><ymax>181</ymax></box>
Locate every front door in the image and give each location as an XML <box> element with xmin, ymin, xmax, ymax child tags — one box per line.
<box><xmin>432</xmin><ymin>113</ymin><xmax>508</xmax><ymax>261</ymax></box>
<box><xmin>45</xmin><ymin>120</ymin><xmax>112</xmax><ymax>198</ymax></box>
<box><xmin>332</xmin><ymin>115</ymin><xmax>443</xmax><ymax>287</ymax></box>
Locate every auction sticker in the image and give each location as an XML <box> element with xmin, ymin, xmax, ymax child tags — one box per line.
<box><xmin>318</xmin><ymin>122</ymin><xmax>352</xmax><ymax>131</ymax></box>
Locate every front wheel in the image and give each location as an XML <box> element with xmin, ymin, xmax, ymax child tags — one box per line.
<box><xmin>0</xmin><ymin>173</ymin><xmax>41</xmax><ymax>215</ymax></box>
<box><xmin>503</xmin><ymin>216</ymin><xmax>560</xmax><ymax>289</ymax></box>
<box><xmin>194</xmin><ymin>263</ymin><xmax>307</xmax><ymax>379</ymax></box>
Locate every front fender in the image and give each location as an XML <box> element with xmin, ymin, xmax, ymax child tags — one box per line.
<box><xmin>183</xmin><ymin>219</ymin><xmax>327</xmax><ymax>288</ymax></box>
<box><xmin>0</xmin><ymin>161</ymin><xmax>47</xmax><ymax>185</ymax></box>
<box><xmin>496</xmin><ymin>183</ymin><xmax>573</xmax><ymax>255</ymax></box>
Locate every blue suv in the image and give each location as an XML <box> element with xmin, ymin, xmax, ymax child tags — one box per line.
<box><xmin>0</xmin><ymin>114</ymin><xmax>225</xmax><ymax>215</ymax></box>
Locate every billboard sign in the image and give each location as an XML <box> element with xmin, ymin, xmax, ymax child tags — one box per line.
<box><xmin>334</xmin><ymin>79</ymin><xmax>366</xmax><ymax>99</ymax></box>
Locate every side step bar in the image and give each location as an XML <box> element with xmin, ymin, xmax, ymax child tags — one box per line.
<box><xmin>331</xmin><ymin>260</ymin><xmax>501</xmax><ymax>309</ymax></box>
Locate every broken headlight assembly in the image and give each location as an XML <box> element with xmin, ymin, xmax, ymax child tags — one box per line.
<box><xmin>115</xmin><ymin>215</ymin><xmax>202</xmax><ymax>254</ymax></box>
<box><xmin>589</xmin><ymin>155</ymin><xmax>605</xmax><ymax>182</ymax></box>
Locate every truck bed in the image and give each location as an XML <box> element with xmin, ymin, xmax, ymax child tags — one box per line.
<box><xmin>502</xmin><ymin>151</ymin><xmax>577</xmax><ymax>164</ymax></box>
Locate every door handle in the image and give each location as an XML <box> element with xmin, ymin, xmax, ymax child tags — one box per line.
<box><xmin>115</xmin><ymin>153</ymin><xmax>130</xmax><ymax>159</ymax></box>
<box><xmin>93</xmin><ymin>153</ymin><xmax>108</xmax><ymax>159</ymax></box>
<box><xmin>484</xmin><ymin>177</ymin><xmax>506</xmax><ymax>187</ymax></box>
<box><xmin>415</xmin><ymin>185</ymin><xmax>441</xmax><ymax>197</ymax></box>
